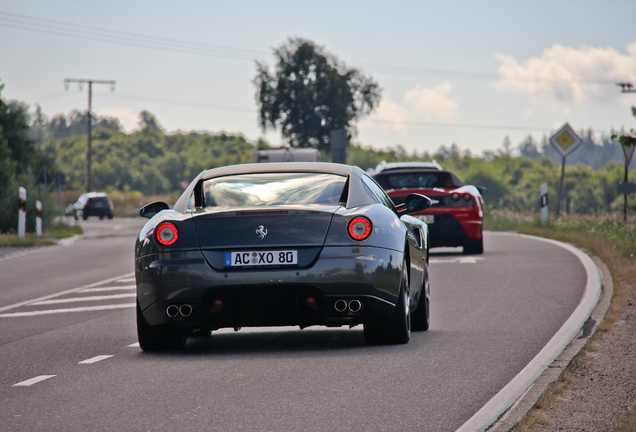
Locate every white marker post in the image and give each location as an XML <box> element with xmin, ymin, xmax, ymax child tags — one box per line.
<box><xmin>36</xmin><ymin>200</ymin><xmax>42</xmax><ymax>237</ymax></box>
<box><xmin>18</xmin><ymin>187</ymin><xmax>26</xmax><ymax>241</ymax></box>
<box><xmin>540</xmin><ymin>183</ymin><xmax>548</xmax><ymax>228</ymax></box>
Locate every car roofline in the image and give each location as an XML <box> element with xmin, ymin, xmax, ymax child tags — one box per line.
<box><xmin>200</xmin><ymin>162</ymin><xmax>358</xmax><ymax>179</ymax></box>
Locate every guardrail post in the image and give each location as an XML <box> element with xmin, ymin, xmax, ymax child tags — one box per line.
<box><xmin>18</xmin><ymin>187</ymin><xmax>26</xmax><ymax>241</ymax></box>
<box><xmin>36</xmin><ymin>200</ymin><xmax>42</xmax><ymax>237</ymax></box>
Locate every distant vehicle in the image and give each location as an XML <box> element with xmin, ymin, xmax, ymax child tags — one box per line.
<box><xmin>135</xmin><ymin>162</ymin><xmax>432</xmax><ymax>351</ymax></box>
<box><xmin>253</xmin><ymin>148</ymin><xmax>320</xmax><ymax>163</ymax></box>
<box><xmin>67</xmin><ymin>192</ymin><xmax>114</xmax><ymax>220</ymax></box>
<box><xmin>372</xmin><ymin>161</ymin><xmax>486</xmax><ymax>254</ymax></box>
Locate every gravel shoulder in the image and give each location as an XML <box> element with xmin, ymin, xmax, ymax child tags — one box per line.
<box><xmin>491</xmin><ymin>253</ymin><xmax>636</xmax><ymax>432</ymax></box>
<box><xmin>535</xmin><ymin>261</ymin><xmax>636</xmax><ymax>432</ymax></box>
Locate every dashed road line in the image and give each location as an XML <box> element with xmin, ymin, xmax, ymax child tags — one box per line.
<box><xmin>430</xmin><ymin>257</ymin><xmax>484</xmax><ymax>264</ymax></box>
<box><xmin>0</xmin><ymin>273</ymin><xmax>134</xmax><ymax>314</ymax></box>
<box><xmin>78</xmin><ymin>355</ymin><xmax>114</xmax><ymax>364</ymax></box>
<box><xmin>32</xmin><ymin>293</ymin><xmax>136</xmax><ymax>305</ymax></box>
<box><xmin>117</xmin><ymin>277</ymin><xmax>136</xmax><ymax>283</ymax></box>
<box><xmin>0</xmin><ymin>303</ymin><xmax>135</xmax><ymax>318</ymax></box>
<box><xmin>80</xmin><ymin>285</ymin><xmax>136</xmax><ymax>293</ymax></box>
<box><xmin>13</xmin><ymin>375</ymin><xmax>56</xmax><ymax>387</ymax></box>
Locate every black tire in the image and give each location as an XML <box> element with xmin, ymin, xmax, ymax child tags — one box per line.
<box><xmin>412</xmin><ymin>262</ymin><xmax>430</xmax><ymax>331</ymax></box>
<box><xmin>463</xmin><ymin>235</ymin><xmax>483</xmax><ymax>255</ymax></box>
<box><xmin>364</xmin><ymin>261</ymin><xmax>411</xmax><ymax>345</ymax></box>
<box><xmin>137</xmin><ymin>302</ymin><xmax>186</xmax><ymax>351</ymax></box>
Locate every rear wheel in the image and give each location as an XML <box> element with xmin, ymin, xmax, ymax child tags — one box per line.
<box><xmin>412</xmin><ymin>262</ymin><xmax>430</xmax><ymax>331</ymax></box>
<box><xmin>137</xmin><ymin>302</ymin><xmax>187</xmax><ymax>351</ymax></box>
<box><xmin>364</xmin><ymin>261</ymin><xmax>411</xmax><ymax>345</ymax></box>
<box><xmin>463</xmin><ymin>233</ymin><xmax>483</xmax><ymax>255</ymax></box>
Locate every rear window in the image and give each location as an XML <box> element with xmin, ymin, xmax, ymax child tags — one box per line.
<box><xmin>88</xmin><ymin>197</ymin><xmax>110</xmax><ymax>204</ymax></box>
<box><xmin>374</xmin><ymin>171</ymin><xmax>463</xmax><ymax>190</ymax></box>
<box><xmin>202</xmin><ymin>172</ymin><xmax>346</xmax><ymax>207</ymax></box>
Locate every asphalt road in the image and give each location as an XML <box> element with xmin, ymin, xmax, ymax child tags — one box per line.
<box><xmin>0</xmin><ymin>219</ymin><xmax>587</xmax><ymax>432</ymax></box>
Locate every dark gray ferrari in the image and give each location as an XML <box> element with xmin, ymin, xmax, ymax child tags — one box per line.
<box><xmin>135</xmin><ymin>162</ymin><xmax>432</xmax><ymax>351</ymax></box>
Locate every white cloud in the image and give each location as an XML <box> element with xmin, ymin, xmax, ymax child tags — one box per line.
<box><xmin>495</xmin><ymin>42</ymin><xmax>636</xmax><ymax>104</ymax></box>
<box><xmin>404</xmin><ymin>82</ymin><xmax>458</xmax><ymax>122</ymax></box>
<box><xmin>99</xmin><ymin>107</ymin><xmax>138</xmax><ymax>132</ymax></box>
<box><xmin>369</xmin><ymin>82</ymin><xmax>459</xmax><ymax>136</ymax></box>
<box><xmin>373</xmin><ymin>100</ymin><xmax>410</xmax><ymax>134</ymax></box>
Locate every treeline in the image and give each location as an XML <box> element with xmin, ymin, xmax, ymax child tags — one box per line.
<box><xmin>1</xmin><ymin>86</ymin><xmax>634</xmax><ymax>234</ymax></box>
<box><xmin>516</xmin><ymin>131</ymin><xmax>630</xmax><ymax>170</ymax></box>
<box><xmin>347</xmin><ymin>143</ymin><xmax>631</xmax><ymax>215</ymax></box>
<box><xmin>43</xmin><ymin>128</ymin><xmax>254</xmax><ymax>194</ymax></box>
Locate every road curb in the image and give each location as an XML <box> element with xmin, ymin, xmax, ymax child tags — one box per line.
<box><xmin>485</xmin><ymin>252</ymin><xmax>612</xmax><ymax>431</ymax></box>
<box><xmin>455</xmin><ymin>234</ymin><xmax>611</xmax><ymax>432</ymax></box>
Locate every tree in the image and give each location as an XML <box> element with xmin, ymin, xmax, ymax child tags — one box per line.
<box><xmin>138</xmin><ymin>110</ymin><xmax>164</xmax><ymax>132</ymax></box>
<box><xmin>0</xmin><ymin>82</ymin><xmax>55</xmax><ymax>233</ymax></box>
<box><xmin>254</xmin><ymin>37</ymin><xmax>381</xmax><ymax>153</ymax></box>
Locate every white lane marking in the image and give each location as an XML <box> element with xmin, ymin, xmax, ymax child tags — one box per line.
<box><xmin>127</xmin><ymin>342</ymin><xmax>140</xmax><ymax>348</ymax></box>
<box><xmin>0</xmin><ymin>273</ymin><xmax>134</xmax><ymax>314</ymax></box>
<box><xmin>430</xmin><ymin>257</ymin><xmax>484</xmax><ymax>264</ymax></box>
<box><xmin>13</xmin><ymin>375</ymin><xmax>56</xmax><ymax>387</ymax></box>
<box><xmin>80</xmin><ymin>285</ymin><xmax>136</xmax><ymax>293</ymax></box>
<box><xmin>0</xmin><ymin>247</ymin><xmax>49</xmax><ymax>262</ymax></box>
<box><xmin>0</xmin><ymin>303</ymin><xmax>135</xmax><ymax>318</ymax></box>
<box><xmin>456</xmin><ymin>233</ymin><xmax>602</xmax><ymax>432</ymax></box>
<box><xmin>78</xmin><ymin>355</ymin><xmax>114</xmax><ymax>364</ymax></box>
<box><xmin>31</xmin><ymin>293</ymin><xmax>136</xmax><ymax>305</ymax></box>
<box><xmin>117</xmin><ymin>277</ymin><xmax>136</xmax><ymax>283</ymax></box>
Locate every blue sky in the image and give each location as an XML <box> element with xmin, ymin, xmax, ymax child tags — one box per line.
<box><xmin>2</xmin><ymin>0</ymin><xmax>636</xmax><ymax>156</ymax></box>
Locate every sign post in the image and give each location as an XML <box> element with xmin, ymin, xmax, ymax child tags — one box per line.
<box><xmin>619</xmin><ymin>141</ymin><xmax>636</xmax><ymax>223</ymax></box>
<box><xmin>549</xmin><ymin>123</ymin><xmax>582</xmax><ymax>216</ymax></box>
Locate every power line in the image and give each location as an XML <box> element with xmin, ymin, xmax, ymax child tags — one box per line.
<box><xmin>0</xmin><ymin>11</ymin><xmax>621</xmax><ymax>85</ymax></box>
<box><xmin>366</xmin><ymin>118</ymin><xmax>552</xmax><ymax>132</ymax></box>
<box><xmin>358</xmin><ymin>62</ymin><xmax>616</xmax><ymax>85</ymax></box>
<box><xmin>0</xmin><ymin>11</ymin><xmax>267</xmax><ymax>61</ymax></box>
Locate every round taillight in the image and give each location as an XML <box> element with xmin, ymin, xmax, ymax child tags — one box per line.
<box><xmin>462</xmin><ymin>193</ymin><xmax>472</xmax><ymax>201</ymax></box>
<box><xmin>348</xmin><ymin>217</ymin><xmax>372</xmax><ymax>241</ymax></box>
<box><xmin>156</xmin><ymin>222</ymin><xmax>178</xmax><ymax>246</ymax></box>
<box><xmin>451</xmin><ymin>192</ymin><xmax>460</xmax><ymax>201</ymax></box>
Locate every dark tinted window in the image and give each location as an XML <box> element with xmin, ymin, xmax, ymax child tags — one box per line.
<box><xmin>202</xmin><ymin>172</ymin><xmax>346</xmax><ymax>207</ymax></box>
<box><xmin>374</xmin><ymin>171</ymin><xmax>463</xmax><ymax>190</ymax></box>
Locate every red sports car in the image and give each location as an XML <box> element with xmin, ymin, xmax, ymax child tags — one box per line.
<box><xmin>372</xmin><ymin>161</ymin><xmax>485</xmax><ymax>254</ymax></box>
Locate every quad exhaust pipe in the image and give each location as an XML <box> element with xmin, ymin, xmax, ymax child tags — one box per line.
<box><xmin>166</xmin><ymin>304</ymin><xmax>193</xmax><ymax>318</ymax></box>
<box><xmin>334</xmin><ymin>299</ymin><xmax>362</xmax><ymax>313</ymax></box>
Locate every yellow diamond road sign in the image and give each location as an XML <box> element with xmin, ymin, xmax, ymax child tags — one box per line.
<box><xmin>550</xmin><ymin>123</ymin><xmax>582</xmax><ymax>157</ymax></box>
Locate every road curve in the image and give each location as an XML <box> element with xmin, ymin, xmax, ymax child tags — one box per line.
<box><xmin>456</xmin><ymin>233</ymin><xmax>603</xmax><ymax>432</ymax></box>
<box><xmin>0</xmin><ymin>224</ymin><xmax>600</xmax><ymax>431</ymax></box>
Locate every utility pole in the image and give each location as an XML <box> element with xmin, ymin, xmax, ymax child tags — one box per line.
<box><xmin>64</xmin><ymin>78</ymin><xmax>116</xmax><ymax>192</ymax></box>
<box><xmin>617</xmin><ymin>82</ymin><xmax>636</xmax><ymax>93</ymax></box>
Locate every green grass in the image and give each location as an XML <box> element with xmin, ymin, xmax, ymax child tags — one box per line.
<box><xmin>0</xmin><ymin>222</ymin><xmax>83</xmax><ymax>247</ymax></box>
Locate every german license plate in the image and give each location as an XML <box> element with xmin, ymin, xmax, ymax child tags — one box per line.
<box><xmin>225</xmin><ymin>250</ymin><xmax>298</xmax><ymax>267</ymax></box>
<box><xmin>417</xmin><ymin>215</ymin><xmax>434</xmax><ymax>224</ymax></box>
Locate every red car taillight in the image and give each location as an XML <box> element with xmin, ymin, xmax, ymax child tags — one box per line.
<box><xmin>348</xmin><ymin>217</ymin><xmax>372</xmax><ymax>241</ymax></box>
<box><xmin>156</xmin><ymin>222</ymin><xmax>178</xmax><ymax>246</ymax></box>
<box><xmin>451</xmin><ymin>192</ymin><xmax>472</xmax><ymax>202</ymax></box>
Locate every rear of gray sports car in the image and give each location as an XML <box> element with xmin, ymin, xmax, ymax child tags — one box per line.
<box><xmin>135</xmin><ymin>163</ymin><xmax>430</xmax><ymax>350</ymax></box>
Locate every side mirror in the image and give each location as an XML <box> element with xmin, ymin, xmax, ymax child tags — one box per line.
<box><xmin>477</xmin><ymin>186</ymin><xmax>488</xmax><ymax>195</ymax></box>
<box><xmin>140</xmin><ymin>201</ymin><xmax>169</xmax><ymax>219</ymax></box>
<box><xmin>398</xmin><ymin>194</ymin><xmax>432</xmax><ymax>215</ymax></box>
